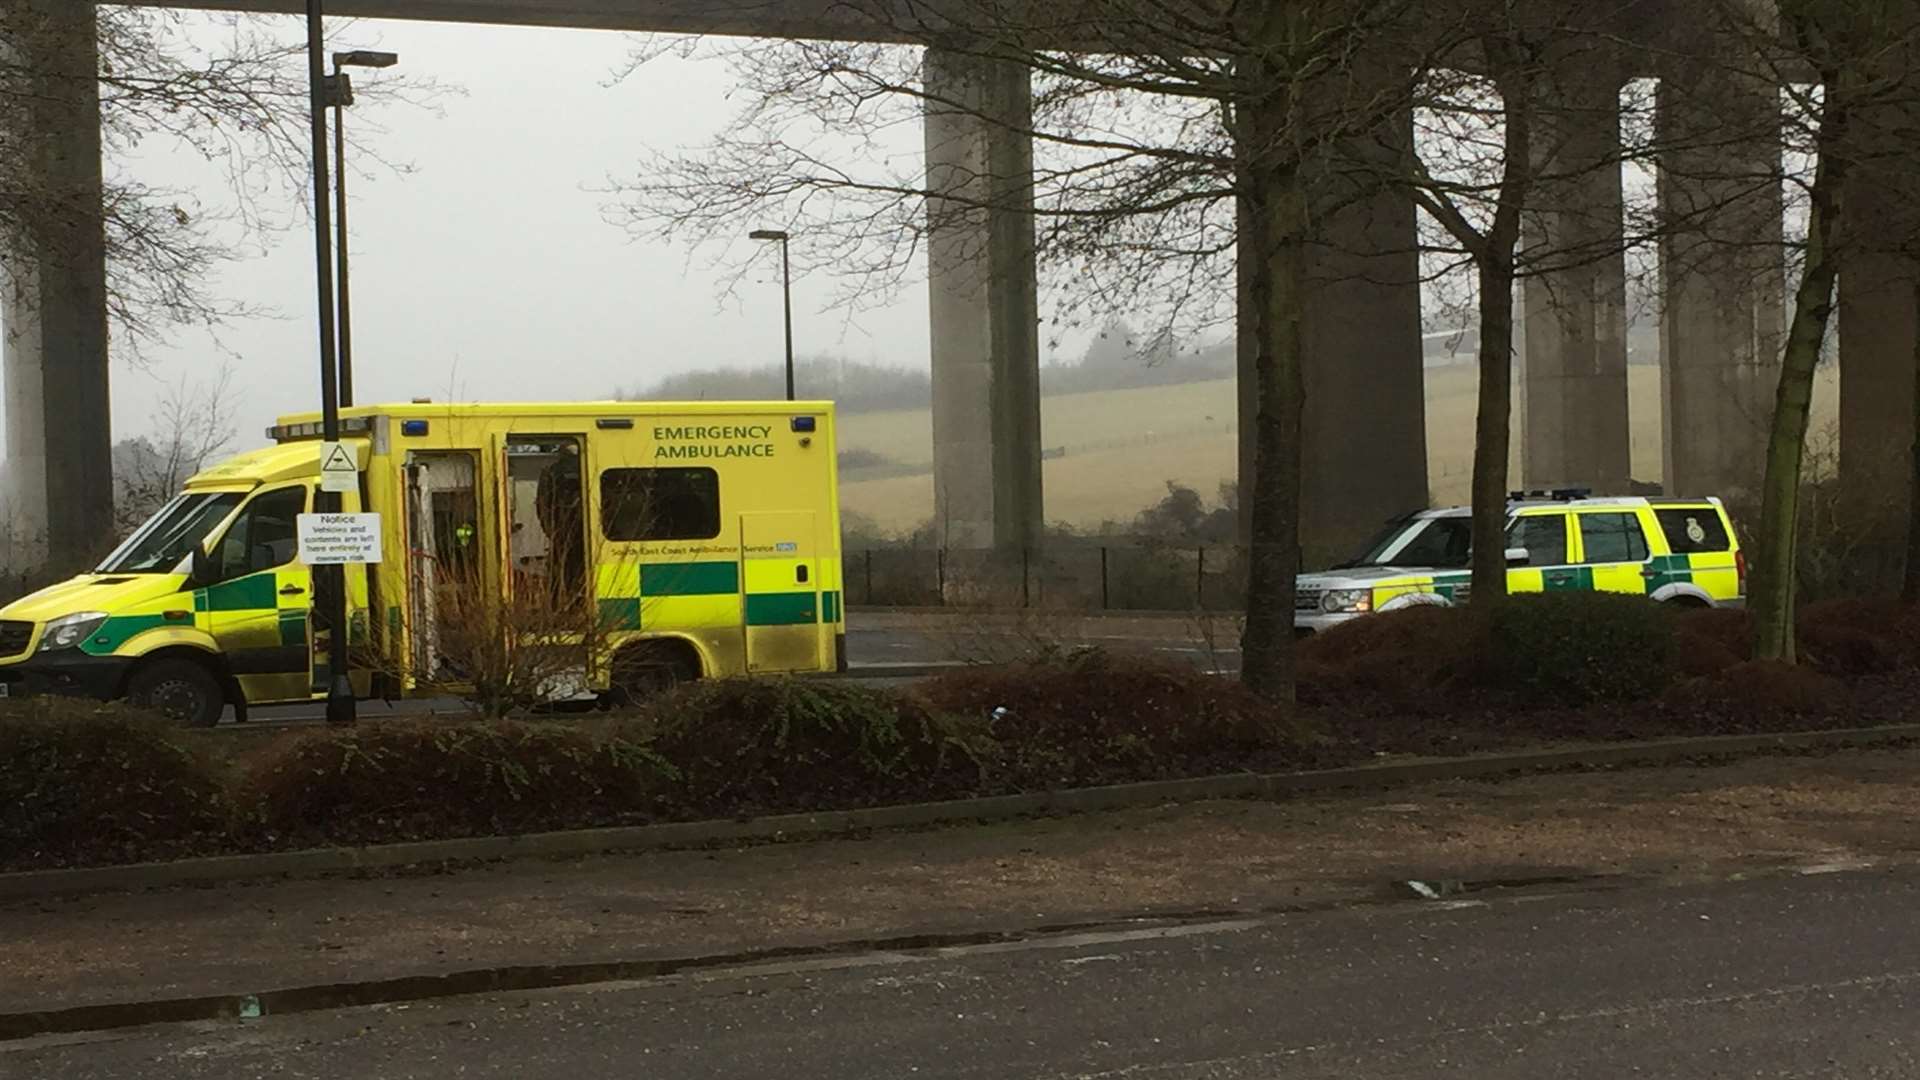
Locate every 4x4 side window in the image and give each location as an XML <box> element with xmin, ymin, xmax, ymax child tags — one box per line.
<box><xmin>1506</xmin><ymin>514</ymin><xmax>1569</xmax><ymax>567</ymax></box>
<box><xmin>1578</xmin><ymin>512</ymin><xmax>1650</xmax><ymax>564</ymax></box>
<box><xmin>1655</xmin><ymin>507</ymin><xmax>1732</xmax><ymax>554</ymax></box>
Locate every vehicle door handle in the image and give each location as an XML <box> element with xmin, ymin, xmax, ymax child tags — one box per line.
<box><xmin>1544</xmin><ymin>572</ymin><xmax>1574</xmax><ymax>584</ymax></box>
<box><xmin>280</xmin><ymin>585</ymin><xmax>306</xmax><ymax>596</ymax></box>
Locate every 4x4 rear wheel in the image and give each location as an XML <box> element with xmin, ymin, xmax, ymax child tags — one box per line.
<box><xmin>126</xmin><ymin>658</ymin><xmax>224</xmax><ymax>728</ymax></box>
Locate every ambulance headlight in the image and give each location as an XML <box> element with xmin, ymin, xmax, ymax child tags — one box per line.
<box><xmin>1320</xmin><ymin>589</ymin><xmax>1373</xmax><ymax>614</ymax></box>
<box><xmin>39</xmin><ymin>611</ymin><xmax>108</xmax><ymax>652</ymax></box>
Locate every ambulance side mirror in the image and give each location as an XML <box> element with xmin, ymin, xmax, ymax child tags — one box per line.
<box><xmin>1504</xmin><ymin>547</ymin><xmax>1530</xmax><ymax>567</ymax></box>
<box><xmin>189</xmin><ymin>545</ymin><xmax>216</xmax><ymax>587</ymax></box>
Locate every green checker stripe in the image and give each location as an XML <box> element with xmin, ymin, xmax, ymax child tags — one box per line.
<box><xmin>746</xmin><ymin>592</ymin><xmax>832</xmax><ymax>626</ymax></box>
<box><xmin>79</xmin><ymin>614</ymin><xmax>172</xmax><ymax>656</ymax></box>
<box><xmin>822</xmin><ymin>591</ymin><xmax>842</xmax><ymax>623</ymax></box>
<box><xmin>1543</xmin><ymin>566</ymin><xmax>1595</xmax><ymax>592</ymax></box>
<box><xmin>1645</xmin><ymin>554</ymin><xmax>1694</xmax><ymax>591</ymax></box>
<box><xmin>1432</xmin><ymin>572</ymin><xmax>1470</xmax><ymax>603</ymax></box>
<box><xmin>640</xmin><ymin>562</ymin><xmax>739</xmax><ymax>597</ymax></box>
<box><xmin>197</xmin><ymin>573</ymin><xmax>277</xmax><ymax>612</ymax></box>
<box><xmin>598</xmin><ymin>598</ymin><xmax>642</xmax><ymax>631</ymax></box>
<box><xmin>278</xmin><ymin>610</ymin><xmax>308</xmax><ymax>647</ymax></box>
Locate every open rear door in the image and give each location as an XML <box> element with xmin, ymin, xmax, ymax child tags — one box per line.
<box><xmin>740</xmin><ymin>511</ymin><xmax>824</xmax><ymax>673</ymax></box>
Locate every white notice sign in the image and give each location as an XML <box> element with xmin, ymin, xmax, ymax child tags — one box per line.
<box><xmin>318</xmin><ymin>440</ymin><xmax>359</xmax><ymax>493</ymax></box>
<box><xmin>298</xmin><ymin>512</ymin><xmax>383</xmax><ymax>565</ymax></box>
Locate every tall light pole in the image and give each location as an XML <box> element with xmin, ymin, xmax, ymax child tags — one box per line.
<box><xmin>303</xmin><ymin>2</ymin><xmax>354</xmax><ymax>724</ymax></box>
<box><xmin>749</xmin><ymin>229</ymin><xmax>795</xmax><ymax>401</ymax></box>
<box><xmin>328</xmin><ymin>49</ymin><xmax>398</xmax><ymax>409</ymax></box>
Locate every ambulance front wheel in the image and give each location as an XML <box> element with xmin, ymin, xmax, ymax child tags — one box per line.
<box><xmin>126</xmin><ymin>658</ymin><xmax>224</xmax><ymax>728</ymax></box>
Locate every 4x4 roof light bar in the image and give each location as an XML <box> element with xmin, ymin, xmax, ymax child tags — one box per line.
<box><xmin>1507</xmin><ymin>487</ymin><xmax>1591</xmax><ymax>502</ymax></box>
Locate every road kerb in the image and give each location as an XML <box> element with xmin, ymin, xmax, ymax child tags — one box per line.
<box><xmin>2</xmin><ymin>723</ymin><xmax>1917</xmax><ymax>904</ymax></box>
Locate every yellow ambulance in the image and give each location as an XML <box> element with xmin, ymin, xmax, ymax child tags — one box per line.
<box><xmin>0</xmin><ymin>401</ymin><xmax>846</xmax><ymax>725</ymax></box>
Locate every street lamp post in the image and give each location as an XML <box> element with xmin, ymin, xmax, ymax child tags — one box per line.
<box><xmin>303</xmin><ymin>2</ymin><xmax>354</xmax><ymax>724</ymax></box>
<box><xmin>328</xmin><ymin>49</ymin><xmax>398</xmax><ymax>409</ymax></box>
<box><xmin>749</xmin><ymin>229</ymin><xmax>794</xmax><ymax>401</ymax></box>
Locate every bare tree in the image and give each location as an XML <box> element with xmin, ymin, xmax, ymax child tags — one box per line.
<box><xmin>1</xmin><ymin>6</ymin><xmax>445</xmax><ymax>352</ymax></box>
<box><xmin>111</xmin><ymin>364</ymin><xmax>239</xmax><ymax>533</ymax></box>
<box><xmin>608</xmin><ymin>0</ymin><xmax>1467</xmax><ymax>703</ymax></box>
<box><xmin>1700</xmin><ymin>0</ymin><xmax>1920</xmax><ymax>661</ymax></box>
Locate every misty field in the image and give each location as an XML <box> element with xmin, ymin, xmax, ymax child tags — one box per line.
<box><xmin>836</xmin><ymin>364</ymin><xmax>1842</xmax><ymax>536</ymax></box>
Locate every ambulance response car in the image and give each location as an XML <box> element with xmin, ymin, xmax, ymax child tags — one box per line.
<box><xmin>1294</xmin><ymin>492</ymin><xmax>1744</xmax><ymax>634</ymax></box>
<box><xmin>0</xmin><ymin>401</ymin><xmax>846</xmax><ymax>725</ymax></box>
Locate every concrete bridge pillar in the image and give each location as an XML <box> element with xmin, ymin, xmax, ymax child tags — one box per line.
<box><xmin>1656</xmin><ymin>57</ymin><xmax>1785</xmax><ymax>502</ymax></box>
<box><xmin>1836</xmin><ymin>218</ymin><xmax>1920</xmax><ymax>514</ymax></box>
<box><xmin>1522</xmin><ymin>62</ymin><xmax>1633</xmax><ymax>494</ymax></box>
<box><xmin>922</xmin><ymin>47</ymin><xmax>1043</xmax><ymax>552</ymax></box>
<box><xmin>1</xmin><ymin>1</ymin><xmax>113</xmax><ymax>572</ymax></box>
<box><xmin>1236</xmin><ymin>106</ymin><xmax>1428</xmax><ymax>568</ymax></box>
<box><xmin>1836</xmin><ymin>92</ymin><xmax>1920</xmax><ymax>527</ymax></box>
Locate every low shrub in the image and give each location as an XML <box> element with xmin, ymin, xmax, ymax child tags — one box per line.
<box><xmin>0</xmin><ymin>698</ymin><xmax>231</xmax><ymax>868</ymax></box>
<box><xmin>1662</xmin><ymin>659</ymin><xmax>1848</xmax><ymax>719</ymax></box>
<box><xmin>646</xmin><ymin>679</ymin><xmax>979</xmax><ymax>815</ymax></box>
<box><xmin>1797</xmin><ymin>600</ymin><xmax>1920</xmax><ymax>677</ymax></box>
<box><xmin>915</xmin><ymin>648</ymin><xmax>1309</xmax><ymax>786</ymax></box>
<box><xmin>1671</xmin><ymin>607</ymin><xmax>1750</xmax><ymax>679</ymax></box>
<box><xmin>1480</xmin><ymin>592</ymin><xmax>1677</xmax><ymax>706</ymax></box>
<box><xmin>242</xmin><ymin>717</ymin><xmax>673</xmax><ymax>845</ymax></box>
<box><xmin>1297</xmin><ymin>606</ymin><xmax>1476</xmax><ymax>710</ymax></box>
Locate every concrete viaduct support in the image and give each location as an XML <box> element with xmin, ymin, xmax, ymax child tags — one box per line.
<box><xmin>1</xmin><ymin>2</ymin><xmax>113</xmax><ymax>572</ymax></box>
<box><xmin>922</xmin><ymin>48</ymin><xmax>1043</xmax><ymax>552</ymax></box>
<box><xmin>1837</xmin><ymin>200</ymin><xmax>1920</xmax><ymax>513</ymax></box>
<box><xmin>1296</xmin><ymin>110</ymin><xmax>1428</xmax><ymax>565</ymax></box>
<box><xmin>1522</xmin><ymin>62</ymin><xmax>1633</xmax><ymax>494</ymax></box>
<box><xmin>1655</xmin><ymin>53</ymin><xmax>1785</xmax><ymax>501</ymax></box>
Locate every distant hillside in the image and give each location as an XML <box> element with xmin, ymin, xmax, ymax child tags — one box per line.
<box><xmin>619</xmin><ymin>359</ymin><xmax>931</xmax><ymax>413</ymax></box>
<box><xmin>620</xmin><ymin>336</ymin><xmax>1240</xmax><ymax>414</ymax></box>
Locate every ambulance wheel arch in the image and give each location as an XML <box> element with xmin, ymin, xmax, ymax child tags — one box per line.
<box><xmin>122</xmin><ymin>646</ymin><xmax>232</xmax><ymax>727</ymax></box>
<box><xmin>607</xmin><ymin>635</ymin><xmax>706</xmax><ymax>702</ymax></box>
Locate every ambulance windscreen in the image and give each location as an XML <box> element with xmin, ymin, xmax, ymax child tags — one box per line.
<box><xmin>97</xmin><ymin>492</ymin><xmax>244</xmax><ymax>574</ymax></box>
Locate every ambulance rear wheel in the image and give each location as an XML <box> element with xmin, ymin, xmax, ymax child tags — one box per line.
<box><xmin>126</xmin><ymin>658</ymin><xmax>224</xmax><ymax>728</ymax></box>
<box><xmin>606</xmin><ymin>641</ymin><xmax>700</xmax><ymax>707</ymax></box>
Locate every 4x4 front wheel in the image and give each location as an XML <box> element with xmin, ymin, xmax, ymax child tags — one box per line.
<box><xmin>126</xmin><ymin>658</ymin><xmax>224</xmax><ymax>728</ymax></box>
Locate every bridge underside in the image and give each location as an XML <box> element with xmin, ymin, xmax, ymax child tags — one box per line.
<box><xmin>123</xmin><ymin>0</ymin><xmax>900</xmax><ymax>38</ymax></box>
<box><xmin>7</xmin><ymin>2</ymin><xmax>1904</xmax><ymax>576</ymax></box>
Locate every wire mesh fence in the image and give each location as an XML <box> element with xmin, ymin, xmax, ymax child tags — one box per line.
<box><xmin>845</xmin><ymin>545</ymin><xmax>1248</xmax><ymax>611</ymax></box>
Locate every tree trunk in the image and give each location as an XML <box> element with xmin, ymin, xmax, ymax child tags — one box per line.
<box><xmin>1752</xmin><ymin>103</ymin><xmax>1847</xmax><ymax>662</ymax></box>
<box><xmin>1904</xmin><ymin>276</ymin><xmax>1920</xmax><ymax>605</ymax></box>
<box><xmin>1469</xmin><ymin>255</ymin><xmax>1517</xmax><ymax>602</ymax></box>
<box><xmin>1238</xmin><ymin>160</ymin><xmax>1309</xmax><ymax>704</ymax></box>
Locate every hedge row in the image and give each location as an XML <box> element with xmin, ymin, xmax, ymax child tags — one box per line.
<box><xmin>1299</xmin><ymin>592</ymin><xmax>1920</xmax><ymax>712</ymax></box>
<box><xmin>0</xmin><ymin>655</ymin><xmax>1310</xmax><ymax>869</ymax></box>
<box><xmin>7</xmin><ymin>594</ymin><xmax>1917</xmax><ymax>871</ymax></box>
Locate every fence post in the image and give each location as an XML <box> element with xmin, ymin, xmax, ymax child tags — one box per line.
<box><xmin>1021</xmin><ymin>547</ymin><xmax>1031</xmax><ymax>608</ymax></box>
<box><xmin>864</xmin><ymin>549</ymin><xmax>873</xmax><ymax>605</ymax></box>
<box><xmin>936</xmin><ymin>548</ymin><xmax>946</xmax><ymax>605</ymax></box>
<box><xmin>1100</xmin><ymin>546</ymin><xmax>1110</xmax><ymax>610</ymax></box>
<box><xmin>1197</xmin><ymin>545</ymin><xmax>1206</xmax><ymax>609</ymax></box>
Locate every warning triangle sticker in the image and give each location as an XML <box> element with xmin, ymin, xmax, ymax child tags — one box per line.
<box><xmin>321</xmin><ymin>444</ymin><xmax>356</xmax><ymax>472</ymax></box>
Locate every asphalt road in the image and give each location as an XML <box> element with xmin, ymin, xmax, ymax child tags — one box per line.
<box><xmin>12</xmin><ymin>867</ymin><xmax>1918</xmax><ymax>1077</ymax></box>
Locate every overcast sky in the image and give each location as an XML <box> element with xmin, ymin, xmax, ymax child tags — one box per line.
<box><xmin>3</xmin><ymin>14</ymin><xmax>950</xmax><ymax>455</ymax></box>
